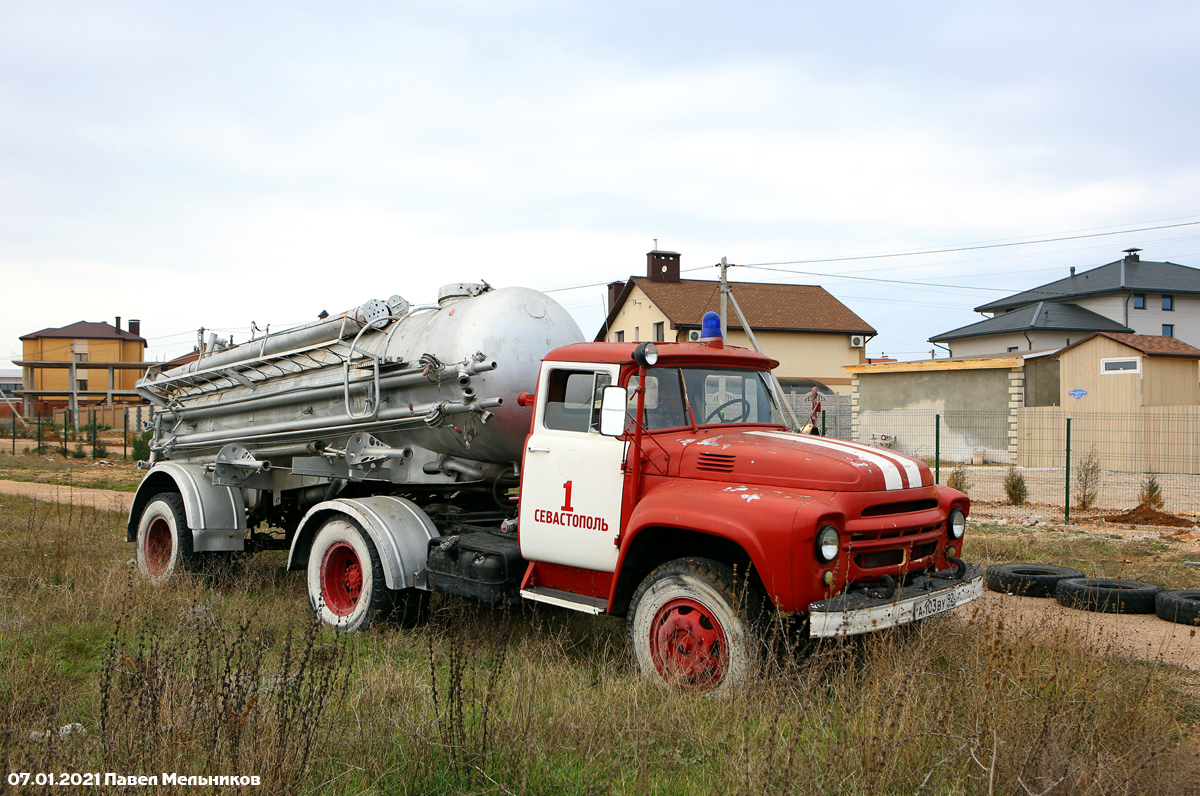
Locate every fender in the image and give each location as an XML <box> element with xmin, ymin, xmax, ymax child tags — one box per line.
<box><xmin>615</xmin><ymin>479</ymin><xmax>813</xmax><ymax>612</ymax></box>
<box><xmin>126</xmin><ymin>463</ymin><xmax>246</xmax><ymax>552</ymax></box>
<box><xmin>287</xmin><ymin>496</ymin><xmax>436</xmax><ymax>591</ymax></box>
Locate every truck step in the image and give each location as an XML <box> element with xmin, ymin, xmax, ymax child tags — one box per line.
<box><xmin>520</xmin><ymin>587</ymin><xmax>607</xmax><ymax>615</ymax></box>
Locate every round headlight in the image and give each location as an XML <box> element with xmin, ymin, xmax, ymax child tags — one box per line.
<box><xmin>948</xmin><ymin>508</ymin><xmax>966</xmax><ymax>540</ymax></box>
<box><xmin>816</xmin><ymin>525</ymin><xmax>840</xmax><ymax>563</ymax></box>
<box><xmin>632</xmin><ymin>342</ymin><xmax>659</xmax><ymax>367</ymax></box>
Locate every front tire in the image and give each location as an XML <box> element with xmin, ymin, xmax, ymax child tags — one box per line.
<box><xmin>135</xmin><ymin>494</ymin><xmax>197</xmax><ymax>583</ymax></box>
<box><xmin>628</xmin><ymin>558</ymin><xmax>762</xmax><ymax>693</ymax></box>
<box><xmin>307</xmin><ymin>517</ymin><xmax>392</xmax><ymax>631</ymax></box>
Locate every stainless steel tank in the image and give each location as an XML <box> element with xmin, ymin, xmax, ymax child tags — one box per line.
<box><xmin>137</xmin><ymin>284</ymin><xmax>583</xmax><ymax>481</ymax></box>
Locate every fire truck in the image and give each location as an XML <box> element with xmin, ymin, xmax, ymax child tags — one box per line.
<box><xmin>128</xmin><ymin>283</ymin><xmax>981</xmax><ymax>691</ymax></box>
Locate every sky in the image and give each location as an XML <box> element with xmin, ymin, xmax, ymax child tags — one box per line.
<box><xmin>4</xmin><ymin>0</ymin><xmax>1200</xmax><ymax>373</ymax></box>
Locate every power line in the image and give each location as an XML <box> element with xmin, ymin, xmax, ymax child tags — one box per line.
<box><xmin>738</xmin><ymin>219</ymin><xmax>1200</xmax><ymax>268</ymax></box>
<box><xmin>738</xmin><ymin>264</ymin><xmax>1011</xmax><ymax>292</ymax></box>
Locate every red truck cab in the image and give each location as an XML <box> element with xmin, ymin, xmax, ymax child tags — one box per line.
<box><xmin>516</xmin><ymin>338</ymin><xmax>981</xmax><ymax>691</ymax></box>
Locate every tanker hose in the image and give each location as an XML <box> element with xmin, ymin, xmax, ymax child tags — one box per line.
<box><xmin>419</xmin><ymin>353</ymin><xmax>445</xmax><ymax>378</ymax></box>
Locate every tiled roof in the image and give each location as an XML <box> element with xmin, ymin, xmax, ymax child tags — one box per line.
<box><xmin>596</xmin><ymin>277</ymin><xmax>875</xmax><ymax>341</ymax></box>
<box><xmin>975</xmin><ymin>257</ymin><xmax>1200</xmax><ymax>312</ymax></box>
<box><xmin>20</xmin><ymin>320</ymin><xmax>146</xmax><ymax>343</ymax></box>
<box><xmin>929</xmin><ymin>302</ymin><xmax>1131</xmax><ymax>342</ymax></box>
<box><xmin>1055</xmin><ymin>332</ymin><xmax>1200</xmax><ymax>359</ymax></box>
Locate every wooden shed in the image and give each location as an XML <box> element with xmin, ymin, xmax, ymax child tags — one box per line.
<box><xmin>1053</xmin><ymin>332</ymin><xmax>1200</xmax><ymax>410</ymax></box>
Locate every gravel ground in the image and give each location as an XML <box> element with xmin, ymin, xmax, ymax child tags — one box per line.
<box><xmin>960</xmin><ymin>590</ymin><xmax>1200</xmax><ymax>671</ymax></box>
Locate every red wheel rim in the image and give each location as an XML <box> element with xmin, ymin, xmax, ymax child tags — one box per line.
<box><xmin>649</xmin><ymin>597</ymin><xmax>727</xmax><ymax>689</ymax></box>
<box><xmin>144</xmin><ymin>516</ymin><xmax>173</xmax><ymax>576</ymax></box>
<box><xmin>321</xmin><ymin>541</ymin><xmax>364</xmax><ymax>616</ymax></box>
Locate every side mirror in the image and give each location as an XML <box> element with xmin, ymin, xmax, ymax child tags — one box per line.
<box><xmin>599</xmin><ymin>385</ymin><xmax>627</xmax><ymax>436</ymax></box>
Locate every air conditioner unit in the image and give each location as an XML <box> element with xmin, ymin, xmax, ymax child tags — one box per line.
<box><xmin>687</xmin><ymin>330</ymin><xmax>702</xmax><ymax>342</ymax></box>
<box><xmin>849</xmin><ymin>335</ymin><xmax>865</xmax><ymax>348</ymax></box>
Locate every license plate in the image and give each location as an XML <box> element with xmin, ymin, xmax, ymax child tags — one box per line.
<box><xmin>914</xmin><ymin>591</ymin><xmax>957</xmax><ymax>621</ymax></box>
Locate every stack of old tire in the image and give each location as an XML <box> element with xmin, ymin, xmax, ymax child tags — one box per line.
<box><xmin>985</xmin><ymin>563</ymin><xmax>1200</xmax><ymax>625</ymax></box>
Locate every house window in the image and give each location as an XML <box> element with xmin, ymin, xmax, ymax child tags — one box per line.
<box><xmin>1007</xmin><ymin>346</ymin><xmax>1019</xmax><ymax>352</ymax></box>
<box><xmin>634</xmin><ymin>326</ymin><xmax>640</xmax><ymax>342</ymax></box>
<box><xmin>76</xmin><ymin>379</ymin><xmax>88</xmax><ymax>391</ymax></box>
<box><xmin>615</xmin><ymin>331</ymin><xmax>624</xmax><ymax>342</ymax></box>
<box><xmin>1133</xmin><ymin>293</ymin><xmax>1145</xmax><ymax>310</ymax></box>
<box><xmin>1163</xmin><ymin>295</ymin><xmax>1174</xmax><ymax>311</ymax></box>
<box><xmin>1163</xmin><ymin>324</ymin><xmax>1174</xmax><ymax>337</ymax></box>
<box><xmin>1101</xmin><ymin>357</ymin><xmax>1140</xmax><ymax>374</ymax></box>
<box><xmin>653</xmin><ymin>322</ymin><xmax>664</xmax><ymax>343</ymax></box>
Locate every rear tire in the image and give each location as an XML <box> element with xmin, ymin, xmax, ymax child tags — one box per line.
<box><xmin>135</xmin><ymin>494</ymin><xmax>197</xmax><ymax>583</ymax></box>
<box><xmin>1055</xmin><ymin>577</ymin><xmax>1164</xmax><ymax>614</ymax></box>
<box><xmin>307</xmin><ymin>518</ymin><xmax>392</xmax><ymax>631</ymax></box>
<box><xmin>1155</xmin><ymin>590</ymin><xmax>1200</xmax><ymax>626</ymax></box>
<box><xmin>985</xmin><ymin>563</ymin><xmax>1085</xmax><ymax>598</ymax></box>
<box><xmin>628</xmin><ymin>558</ymin><xmax>762</xmax><ymax>693</ymax></box>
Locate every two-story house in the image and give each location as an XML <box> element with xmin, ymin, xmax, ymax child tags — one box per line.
<box><xmin>929</xmin><ymin>249</ymin><xmax>1200</xmax><ymax>357</ymax></box>
<box><xmin>17</xmin><ymin>317</ymin><xmax>148</xmax><ymax>414</ymax></box>
<box><xmin>598</xmin><ymin>250</ymin><xmax>876</xmax><ymax>395</ymax></box>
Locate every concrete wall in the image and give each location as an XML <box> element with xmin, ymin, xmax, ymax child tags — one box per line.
<box><xmin>1024</xmin><ymin>357</ymin><xmax>1061</xmax><ymax>407</ymax></box>
<box><xmin>855</xmin><ymin>368</ymin><xmax>1011</xmax><ymax>413</ymax></box>
<box><xmin>852</xmin><ymin>366</ymin><xmax>1019</xmax><ymax>463</ymax></box>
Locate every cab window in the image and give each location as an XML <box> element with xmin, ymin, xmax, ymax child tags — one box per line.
<box><xmin>627</xmin><ymin>369</ymin><xmax>690</xmax><ymax>430</ymax></box>
<box><xmin>543</xmin><ymin>370</ymin><xmax>610</xmax><ymax>432</ymax></box>
<box><xmin>682</xmin><ymin>367</ymin><xmax>785</xmax><ymax>426</ymax></box>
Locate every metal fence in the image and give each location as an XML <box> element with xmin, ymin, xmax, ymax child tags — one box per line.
<box><xmin>1</xmin><ymin>405</ymin><xmax>150</xmax><ymax>461</ymax></box>
<box><xmin>4</xmin><ymin>401</ymin><xmax>1197</xmax><ymax>519</ymax></box>
<box><xmin>782</xmin><ymin>392</ymin><xmax>853</xmax><ymax>440</ymax></box>
<box><xmin>855</xmin><ymin>409</ymin><xmax>1200</xmax><ymax>518</ymax></box>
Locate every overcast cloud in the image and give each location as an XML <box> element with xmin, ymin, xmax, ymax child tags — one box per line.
<box><xmin>3</xmin><ymin>1</ymin><xmax>1200</xmax><ymax>369</ymax></box>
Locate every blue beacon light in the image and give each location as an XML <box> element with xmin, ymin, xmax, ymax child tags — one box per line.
<box><xmin>700</xmin><ymin>311</ymin><xmax>722</xmax><ymax>342</ymax></box>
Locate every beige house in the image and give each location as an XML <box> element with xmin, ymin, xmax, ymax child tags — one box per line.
<box><xmin>597</xmin><ymin>251</ymin><xmax>876</xmax><ymax>394</ymax></box>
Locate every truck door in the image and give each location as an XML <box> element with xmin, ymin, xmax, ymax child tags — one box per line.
<box><xmin>519</xmin><ymin>363</ymin><xmax>624</xmax><ymax>572</ymax></box>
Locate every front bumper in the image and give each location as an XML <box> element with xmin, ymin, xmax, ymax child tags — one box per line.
<box><xmin>807</xmin><ymin>563</ymin><xmax>984</xmax><ymax>638</ymax></box>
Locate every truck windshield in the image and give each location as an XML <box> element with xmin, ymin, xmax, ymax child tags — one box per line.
<box><xmin>628</xmin><ymin>367</ymin><xmax>787</xmax><ymax>430</ymax></box>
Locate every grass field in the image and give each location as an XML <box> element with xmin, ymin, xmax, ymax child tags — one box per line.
<box><xmin>0</xmin><ymin>496</ymin><xmax>1197</xmax><ymax>795</ymax></box>
<box><xmin>0</xmin><ymin>454</ymin><xmax>143</xmax><ymax>493</ymax></box>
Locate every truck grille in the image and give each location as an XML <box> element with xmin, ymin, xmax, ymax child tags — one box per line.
<box><xmin>860</xmin><ymin>499</ymin><xmax>938</xmax><ymax>517</ymax></box>
<box><xmin>696</xmin><ymin>453</ymin><xmax>736</xmax><ymax>472</ymax></box>
<box><xmin>851</xmin><ymin>523</ymin><xmax>940</xmax><ymax>542</ymax></box>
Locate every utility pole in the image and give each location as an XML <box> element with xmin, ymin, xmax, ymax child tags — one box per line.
<box><xmin>717</xmin><ymin>256</ymin><xmax>801</xmax><ymax>430</ymax></box>
<box><xmin>718</xmin><ymin>257</ymin><xmax>730</xmax><ymax>340</ymax></box>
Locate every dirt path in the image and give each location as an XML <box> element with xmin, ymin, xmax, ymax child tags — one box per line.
<box><xmin>0</xmin><ymin>478</ymin><xmax>134</xmax><ymax>513</ymax></box>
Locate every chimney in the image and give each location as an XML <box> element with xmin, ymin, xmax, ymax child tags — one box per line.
<box><xmin>1069</xmin><ymin>267</ymin><xmax>1075</xmax><ymax>277</ymax></box>
<box><xmin>1123</xmin><ymin>247</ymin><xmax>1141</xmax><ymax>262</ymax></box>
<box><xmin>607</xmin><ymin>281</ymin><xmax>625</xmax><ymax>313</ymax></box>
<box><xmin>128</xmin><ymin>319</ymin><xmax>141</xmax><ymax>338</ymax></box>
<box><xmin>647</xmin><ymin>250</ymin><xmax>681</xmax><ymax>283</ymax></box>
<box><xmin>114</xmin><ymin>316</ymin><xmax>122</xmax><ymax>332</ymax></box>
